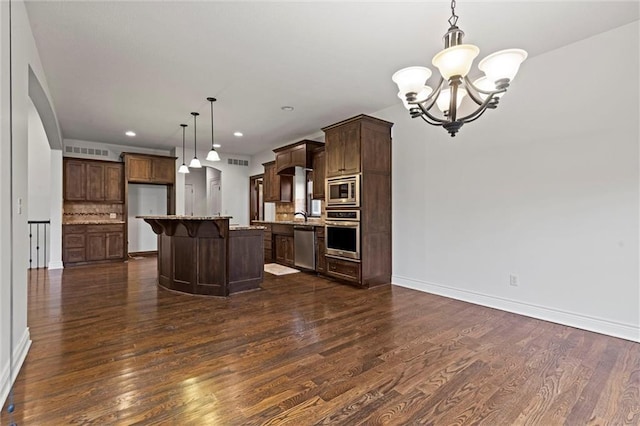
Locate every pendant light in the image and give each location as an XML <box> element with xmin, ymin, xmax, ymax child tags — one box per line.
<box><xmin>178</xmin><ymin>124</ymin><xmax>189</xmax><ymax>174</ymax></box>
<box><xmin>206</xmin><ymin>97</ymin><xmax>221</xmax><ymax>162</ymax></box>
<box><xmin>392</xmin><ymin>0</ymin><xmax>527</xmax><ymax>137</ymax></box>
<box><xmin>189</xmin><ymin>112</ymin><xmax>202</xmax><ymax>168</ymax></box>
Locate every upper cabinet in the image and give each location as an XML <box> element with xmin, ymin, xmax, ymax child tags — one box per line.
<box><xmin>274</xmin><ymin>140</ymin><xmax>324</xmax><ymax>175</ymax></box>
<box><xmin>263</xmin><ymin>161</ymin><xmax>293</xmax><ymax>203</ymax></box>
<box><xmin>312</xmin><ymin>148</ymin><xmax>326</xmax><ymax>200</ymax></box>
<box><xmin>121</xmin><ymin>153</ymin><xmax>176</xmax><ymax>185</ymax></box>
<box><xmin>63</xmin><ymin>158</ymin><xmax>124</xmax><ymax>203</ymax></box>
<box><xmin>322</xmin><ymin>115</ymin><xmax>392</xmax><ymax>178</ymax></box>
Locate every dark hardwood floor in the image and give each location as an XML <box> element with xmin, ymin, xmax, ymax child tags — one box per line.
<box><xmin>2</xmin><ymin>257</ymin><xmax>639</xmax><ymax>425</ymax></box>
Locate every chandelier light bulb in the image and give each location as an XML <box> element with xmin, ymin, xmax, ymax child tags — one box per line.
<box><xmin>435</xmin><ymin>88</ymin><xmax>468</xmax><ymax>113</ymax></box>
<box><xmin>473</xmin><ymin>76</ymin><xmax>505</xmax><ymax>100</ymax></box>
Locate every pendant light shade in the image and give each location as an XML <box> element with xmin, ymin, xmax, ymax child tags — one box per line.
<box><xmin>189</xmin><ymin>112</ymin><xmax>202</xmax><ymax>168</ymax></box>
<box><xmin>178</xmin><ymin>123</ymin><xmax>189</xmax><ymax>174</ymax></box>
<box><xmin>206</xmin><ymin>97</ymin><xmax>221</xmax><ymax>162</ymax></box>
<box><xmin>432</xmin><ymin>44</ymin><xmax>479</xmax><ymax>80</ymax></box>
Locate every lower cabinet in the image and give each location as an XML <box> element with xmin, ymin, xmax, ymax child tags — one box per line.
<box><xmin>263</xmin><ymin>224</ymin><xmax>273</xmax><ymax>263</ymax></box>
<box><xmin>274</xmin><ymin>234</ymin><xmax>294</xmax><ymax>267</ymax></box>
<box><xmin>63</xmin><ymin>224</ymin><xmax>124</xmax><ymax>265</ymax></box>
<box><xmin>326</xmin><ymin>256</ymin><xmax>361</xmax><ymax>284</ymax></box>
<box><xmin>315</xmin><ymin>227</ymin><xmax>326</xmax><ymax>273</ymax></box>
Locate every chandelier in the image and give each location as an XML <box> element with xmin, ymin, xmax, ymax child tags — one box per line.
<box><xmin>392</xmin><ymin>0</ymin><xmax>527</xmax><ymax>137</ymax></box>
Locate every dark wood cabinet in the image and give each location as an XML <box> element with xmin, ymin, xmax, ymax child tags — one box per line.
<box><xmin>312</xmin><ymin>148</ymin><xmax>326</xmax><ymax>200</ymax></box>
<box><xmin>315</xmin><ymin>226</ymin><xmax>326</xmax><ymax>273</ymax></box>
<box><xmin>263</xmin><ymin>161</ymin><xmax>293</xmax><ymax>203</ymax></box>
<box><xmin>122</xmin><ymin>153</ymin><xmax>176</xmax><ymax>184</ymax></box>
<box><xmin>64</xmin><ymin>158</ymin><xmax>124</xmax><ymax>203</ymax></box>
<box><xmin>63</xmin><ymin>160</ymin><xmax>87</xmax><ymax>201</ymax></box>
<box><xmin>326</xmin><ymin>257</ymin><xmax>361</xmax><ymax>284</ymax></box>
<box><xmin>262</xmin><ymin>224</ymin><xmax>273</xmax><ymax>263</ymax></box>
<box><xmin>104</xmin><ymin>164</ymin><xmax>124</xmax><ymax>202</ymax></box>
<box><xmin>324</xmin><ymin>120</ymin><xmax>361</xmax><ymax>177</ymax></box>
<box><xmin>63</xmin><ymin>224</ymin><xmax>124</xmax><ymax>266</ymax></box>
<box><xmin>274</xmin><ymin>140</ymin><xmax>324</xmax><ymax>175</ymax></box>
<box><xmin>274</xmin><ymin>235</ymin><xmax>294</xmax><ymax>266</ymax></box>
<box><xmin>322</xmin><ymin>115</ymin><xmax>393</xmax><ymax>288</ymax></box>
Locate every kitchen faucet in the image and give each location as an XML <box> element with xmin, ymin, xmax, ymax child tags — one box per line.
<box><xmin>294</xmin><ymin>211</ymin><xmax>308</xmax><ymax>222</ymax></box>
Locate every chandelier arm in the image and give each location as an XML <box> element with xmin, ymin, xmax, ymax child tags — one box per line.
<box><xmin>416</xmin><ymin>104</ymin><xmax>448</xmax><ymax>124</ymax></box>
<box><xmin>457</xmin><ymin>100</ymin><xmax>492</xmax><ymax>123</ymax></box>
<box><xmin>463</xmin><ymin>76</ymin><xmax>507</xmax><ymax>106</ymax></box>
<box><xmin>460</xmin><ymin>104</ymin><xmax>490</xmax><ymax>124</ymax></box>
<box><xmin>420</xmin><ymin>77</ymin><xmax>446</xmax><ymax>111</ymax></box>
<box><xmin>418</xmin><ymin>113</ymin><xmax>445</xmax><ymax>126</ymax></box>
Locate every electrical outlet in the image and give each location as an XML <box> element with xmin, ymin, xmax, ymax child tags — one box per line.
<box><xmin>509</xmin><ymin>274</ymin><xmax>519</xmax><ymax>287</ymax></box>
<box><xmin>109</xmin><ymin>213</ymin><xmax>117</xmax><ymax>219</ymax></box>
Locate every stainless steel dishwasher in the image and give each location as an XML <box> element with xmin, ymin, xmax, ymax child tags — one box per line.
<box><xmin>294</xmin><ymin>225</ymin><xmax>316</xmax><ymax>271</ymax></box>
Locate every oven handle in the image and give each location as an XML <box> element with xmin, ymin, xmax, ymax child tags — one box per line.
<box><xmin>325</xmin><ymin>221</ymin><xmax>360</xmax><ymax>227</ymax></box>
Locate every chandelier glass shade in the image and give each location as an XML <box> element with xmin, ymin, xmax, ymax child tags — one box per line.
<box><xmin>189</xmin><ymin>112</ymin><xmax>202</xmax><ymax>168</ymax></box>
<box><xmin>178</xmin><ymin>123</ymin><xmax>189</xmax><ymax>174</ymax></box>
<box><xmin>392</xmin><ymin>0</ymin><xmax>527</xmax><ymax>137</ymax></box>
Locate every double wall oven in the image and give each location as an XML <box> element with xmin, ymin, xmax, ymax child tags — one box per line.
<box><xmin>325</xmin><ymin>207</ymin><xmax>360</xmax><ymax>261</ymax></box>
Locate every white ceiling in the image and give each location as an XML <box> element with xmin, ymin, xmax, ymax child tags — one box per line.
<box><xmin>25</xmin><ymin>1</ymin><xmax>639</xmax><ymax>156</ymax></box>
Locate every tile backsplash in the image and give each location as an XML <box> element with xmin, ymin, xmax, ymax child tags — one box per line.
<box><xmin>63</xmin><ymin>202</ymin><xmax>124</xmax><ymax>223</ymax></box>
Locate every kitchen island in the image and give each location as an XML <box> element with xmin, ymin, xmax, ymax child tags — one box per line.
<box><xmin>138</xmin><ymin>216</ymin><xmax>265</xmax><ymax>296</ymax></box>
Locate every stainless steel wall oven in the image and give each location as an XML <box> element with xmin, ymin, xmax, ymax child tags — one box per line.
<box><xmin>325</xmin><ymin>210</ymin><xmax>360</xmax><ymax>260</ymax></box>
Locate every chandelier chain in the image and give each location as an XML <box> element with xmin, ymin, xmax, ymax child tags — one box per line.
<box><xmin>448</xmin><ymin>0</ymin><xmax>459</xmax><ymax>27</ymax></box>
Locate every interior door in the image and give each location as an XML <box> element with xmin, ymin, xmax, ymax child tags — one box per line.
<box><xmin>209</xmin><ymin>179</ymin><xmax>221</xmax><ymax>216</ymax></box>
<box><xmin>185</xmin><ymin>183</ymin><xmax>194</xmax><ymax>216</ymax></box>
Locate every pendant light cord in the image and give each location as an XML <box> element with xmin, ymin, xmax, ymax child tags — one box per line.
<box><xmin>7</xmin><ymin>0</ymin><xmax>18</xmax><ymax>424</ymax></box>
<box><xmin>209</xmin><ymin>99</ymin><xmax>215</xmax><ymax>149</ymax></box>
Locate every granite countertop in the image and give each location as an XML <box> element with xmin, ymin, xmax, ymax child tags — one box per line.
<box><xmin>63</xmin><ymin>220</ymin><xmax>126</xmax><ymax>225</ymax></box>
<box><xmin>136</xmin><ymin>215</ymin><xmax>234</xmax><ymax>220</ymax></box>
<box><xmin>252</xmin><ymin>220</ymin><xmax>325</xmax><ymax>227</ymax></box>
<box><xmin>231</xmin><ymin>225</ymin><xmax>266</xmax><ymax>231</ymax></box>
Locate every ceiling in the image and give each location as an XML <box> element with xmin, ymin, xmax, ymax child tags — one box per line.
<box><xmin>25</xmin><ymin>1</ymin><xmax>639</xmax><ymax>156</ymax></box>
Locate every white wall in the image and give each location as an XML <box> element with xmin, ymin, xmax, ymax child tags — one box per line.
<box><xmin>48</xmin><ymin>149</ymin><xmax>62</xmax><ymax>269</ymax></box>
<box><xmin>174</xmin><ymin>150</ymin><xmax>251</xmax><ymax>225</ymax></box>
<box><xmin>27</xmin><ymin>98</ymin><xmax>50</xmax><ymax>220</ymax></box>
<box><xmin>1</xmin><ymin>0</ymin><xmax>59</xmax><ymax>406</ymax></box>
<box><xmin>381</xmin><ymin>21</ymin><xmax>639</xmax><ymax>342</ymax></box>
<box><xmin>128</xmin><ymin>184</ymin><xmax>167</xmax><ymax>253</ymax></box>
<box><xmin>63</xmin><ymin>138</ymin><xmax>170</xmax><ymax>161</ymax></box>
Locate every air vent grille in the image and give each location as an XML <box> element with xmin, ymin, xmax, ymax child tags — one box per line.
<box><xmin>64</xmin><ymin>145</ymin><xmax>109</xmax><ymax>157</ymax></box>
<box><xmin>227</xmin><ymin>158</ymin><xmax>249</xmax><ymax>167</ymax></box>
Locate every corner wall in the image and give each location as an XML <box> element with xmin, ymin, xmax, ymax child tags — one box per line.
<box><xmin>379</xmin><ymin>21</ymin><xmax>639</xmax><ymax>342</ymax></box>
<box><xmin>1</xmin><ymin>0</ymin><xmax>60</xmax><ymax>406</ymax></box>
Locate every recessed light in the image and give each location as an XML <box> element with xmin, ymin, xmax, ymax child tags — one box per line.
<box><xmin>213</xmin><ymin>144</ymin><xmax>221</xmax><ymax>148</ymax></box>
<box><xmin>233</xmin><ymin>132</ymin><xmax>243</xmax><ymax>137</ymax></box>
<box><xmin>125</xmin><ymin>130</ymin><xmax>136</xmax><ymax>137</ymax></box>
<box><xmin>281</xmin><ymin>106</ymin><xmax>294</xmax><ymax>111</ymax></box>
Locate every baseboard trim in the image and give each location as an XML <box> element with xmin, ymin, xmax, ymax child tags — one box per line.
<box><xmin>128</xmin><ymin>251</ymin><xmax>157</xmax><ymax>258</ymax></box>
<box><xmin>392</xmin><ymin>275</ymin><xmax>640</xmax><ymax>343</ymax></box>
<box><xmin>48</xmin><ymin>260</ymin><xmax>64</xmax><ymax>270</ymax></box>
<box><xmin>0</xmin><ymin>328</ymin><xmax>32</xmax><ymax>408</ymax></box>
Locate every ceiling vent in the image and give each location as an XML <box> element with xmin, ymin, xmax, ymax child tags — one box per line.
<box><xmin>227</xmin><ymin>158</ymin><xmax>249</xmax><ymax>167</ymax></box>
<box><xmin>65</xmin><ymin>145</ymin><xmax>109</xmax><ymax>157</ymax></box>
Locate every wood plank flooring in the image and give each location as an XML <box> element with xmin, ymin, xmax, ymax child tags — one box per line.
<box><xmin>2</xmin><ymin>257</ymin><xmax>639</xmax><ymax>425</ymax></box>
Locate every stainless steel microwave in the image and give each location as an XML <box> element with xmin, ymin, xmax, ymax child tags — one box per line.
<box><xmin>326</xmin><ymin>174</ymin><xmax>360</xmax><ymax>207</ymax></box>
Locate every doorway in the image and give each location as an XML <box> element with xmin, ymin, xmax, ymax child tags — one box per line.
<box><xmin>249</xmin><ymin>174</ymin><xmax>264</xmax><ymax>222</ymax></box>
<box><xmin>184</xmin><ymin>184</ymin><xmax>194</xmax><ymax>216</ymax></box>
<box><xmin>207</xmin><ymin>167</ymin><xmax>222</xmax><ymax>216</ymax></box>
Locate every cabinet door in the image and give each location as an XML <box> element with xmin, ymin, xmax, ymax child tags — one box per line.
<box><xmin>285</xmin><ymin>235</ymin><xmax>295</xmax><ymax>266</ymax></box>
<box><xmin>86</xmin><ymin>163</ymin><xmax>105</xmax><ymax>201</ymax></box>
<box><xmin>274</xmin><ymin>235</ymin><xmax>286</xmax><ymax>263</ymax></box>
<box><xmin>64</xmin><ymin>160</ymin><xmax>86</xmax><ymax>201</ymax></box>
<box><xmin>152</xmin><ymin>157</ymin><xmax>175</xmax><ymax>184</ymax></box>
<box><xmin>316</xmin><ymin>237</ymin><xmax>326</xmax><ymax>273</ymax></box>
<box><xmin>312</xmin><ymin>150</ymin><xmax>325</xmax><ymax>199</ymax></box>
<box><xmin>128</xmin><ymin>157</ymin><xmax>152</xmax><ymax>182</ymax></box>
<box><xmin>341</xmin><ymin>122</ymin><xmax>361</xmax><ymax>175</ymax></box>
<box><xmin>324</xmin><ymin>131</ymin><xmax>344</xmax><ymax>178</ymax></box>
<box><xmin>326</xmin><ymin>257</ymin><xmax>361</xmax><ymax>283</ymax></box>
<box><xmin>105</xmin><ymin>232</ymin><xmax>124</xmax><ymax>259</ymax></box>
<box><xmin>263</xmin><ymin>163</ymin><xmax>275</xmax><ymax>202</ymax></box>
<box><xmin>86</xmin><ymin>233</ymin><xmax>106</xmax><ymax>261</ymax></box>
<box><xmin>104</xmin><ymin>164</ymin><xmax>124</xmax><ymax>202</ymax></box>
